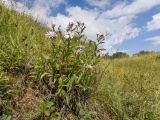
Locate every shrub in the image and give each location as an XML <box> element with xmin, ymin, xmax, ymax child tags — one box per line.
<box><xmin>111</xmin><ymin>52</ymin><xmax>129</xmax><ymax>59</ymax></box>
<box><xmin>133</xmin><ymin>50</ymin><xmax>154</xmax><ymax>56</ymax></box>
<box><xmin>31</xmin><ymin>22</ymin><xmax>105</xmax><ymax>118</ymax></box>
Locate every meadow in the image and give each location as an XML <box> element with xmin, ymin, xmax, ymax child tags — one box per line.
<box><xmin>0</xmin><ymin>3</ymin><xmax>160</xmax><ymax>120</ymax></box>
<box><xmin>95</xmin><ymin>54</ymin><xmax>160</xmax><ymax>120</ymax></box>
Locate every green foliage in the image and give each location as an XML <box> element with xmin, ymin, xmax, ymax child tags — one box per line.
<box><xmin>111</xmin><ymin>52</ymin><xmax>129</xmax><ymax>59</ymax></box>
<box><xmin>0</xmin><ymin>4</ymin><xmax>47</xmax><ymax>74</ymax></box>
<box><xmin>0</xmin><ymin>71</ymin><xmax>11</xmax><ymax>119</ymax></box>
<box><xmin>31</xmin><ymin>22</ymin><xmax>104</xmax><ymax>117</ymax></box>
<box><xmin>96</xmin><ymin>55</ymin><xmax>160</xmax><ymax>119</ymax></box>
<box><xmin>0</xmin><ymin>71</ymin><xmax>10</xmax><ymax>99</ymax></box>
<box><xmin>29</xmin><ymin>99</ymin><xmax>55</xmax><ymax>119</ymax></box>
<box><xmin>0</xmin><ymin>114</ymin><xmax>11</xmax><ymax>120</ymax></box>
<box><xmin>37</xmin><ymin>99</ymin><xmax>55</xmax><ymax>117</ymax></box>
<box><xmin>133</xmin><ymin>50</ymin><xmax>155</xmax><ymax>56</ymax></box>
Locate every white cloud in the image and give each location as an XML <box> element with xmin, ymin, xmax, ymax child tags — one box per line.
<box><xmin>102</xmin><ymin>0</ymin><xmax>160</xmax><ymax>18</ymax></box>
<box><xmin>1</xmin><ymin>0</ymin><xmax>159</xmax><ymax>52</ymax></box>
<box><xmin>146</xmin><ymin>13</ymin><xmax>160</xmax><ymax>31</ymax></box>
<box><xmin>49</xmin><ymin>6</ymin><xmax>140</xmax><ymax>50</ymax></box>
<box><xmin>146</xmin><ymin>36</ymin><xmax>160</xmax><ymax>45</ymax></box>
<box><xmin>0</xmin><ymin>0</ymin><xmax>14</xmax><ymax>8</ymax></box>
<box><xmin>85</xmin><ymin>0</ymin><xmax>110</xmax><ymax>8</ymax></box>
<box><xmin>0</xmin><ymin>0</ymin><xmax>66</xmax><ymax>23</ymax></box>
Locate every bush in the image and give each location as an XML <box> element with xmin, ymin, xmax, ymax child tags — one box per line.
<box><xmin>133</xmin><ymin>50</ymin><xmax>154</xmax><ymax>56</ymax></box>
<box><xmin>30</xmin><ymin>22</ymin><xmax>105</xmax><ymax>119</ymax></box>
<box><xmin>111</xmin><ymin>52</ymin><xmax>129</xmax><ymax>59</ymax></box>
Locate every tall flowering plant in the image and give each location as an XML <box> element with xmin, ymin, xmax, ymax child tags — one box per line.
<box><xmin>32</xmin><ymin>21</ymin><xmax>105</xmax><ymax>117</ymax></box>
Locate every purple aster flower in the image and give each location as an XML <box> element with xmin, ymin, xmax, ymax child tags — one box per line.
<box><xmin>66</xmin><ymin>22</ymin><xmax>75</xmax><ymax>31</ymax></box>
<box><xmin>45</xmin><ymin>31</ymin><xmax>55</xmax><ymax>39</ymax></box>
<box><xmin>64</xmin><ymin>31</ymin><xmax>74</xmax><ymax>39</ymax></box>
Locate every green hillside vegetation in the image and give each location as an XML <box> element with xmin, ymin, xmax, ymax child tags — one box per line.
<box><xmin>1</xmin><ymin>4</ymin><xmax>160</xmax><ymax>120</ymax></box>
<box><xmin>0</xmin><ymin>4</ymin><xmax>102</xmax><ymax>119</ymax></box>
<box><xmin>96</xmin><ymin>53</ymin><xmax>160</xmax><ymax>119</ymax></box>
<box><xmin>133</xmin><ymin>50</ymin><xmax>155</xmax><ymax>57</ymax></box>
<box><xmin>106</xmin><ymin>52</ymin><xmax>130</xmax><ymax>59</ymax></box>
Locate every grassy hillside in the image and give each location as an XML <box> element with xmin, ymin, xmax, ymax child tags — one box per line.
<box><xmin>1</xmin><ymin>3</ymin><xmax>160</xmax><ymax>120</ymax></box>
<box><xmin>0</xmin><ymin>4</ymin><xmax>101</xmax><ymax>119</ymax></box>
<box><xmin>0</xmin><ymin>4</ymin><xmax>53</xmax><ymax>119</ymax></box>
<box><xmin>94</xmin><ymin>53</ymin><xmax>160</xmax><ymax>119</ymax></box>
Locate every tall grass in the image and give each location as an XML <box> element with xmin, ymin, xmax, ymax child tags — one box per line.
<box><xmin>94</xmin><ymin>54</ymin><xmax>160</xmax><ymax>120</ymax></box>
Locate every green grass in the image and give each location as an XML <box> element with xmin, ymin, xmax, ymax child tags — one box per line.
<box><xmin>0</xmin><ymin>4</ymin><xmax>52</xmax><ymax>119</ymax></box>
<box><xmin>0</xmin><ymin>4</ymin><xmax>50</xmax><ymax>72</ymax></box>
<box><xmin>94</xmin><ymin>53</ymin><xmax>160</xmax><ymax>120</ymax></box>
<box><xmin>1</xmin><ymin>3</ymin><xmax>160</xmax><ymax>120</ymax></box>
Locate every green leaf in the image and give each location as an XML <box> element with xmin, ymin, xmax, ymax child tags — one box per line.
<box><xmin>39</xmin><ymin>99</ymin><xmax>46</xmax><ymax>113</ymax></box>
<box><xmin>40</xmin><ymin>72</ymin><xmax>50</xmax><ymax>80</ymax></box>
<box><xmin>55</xmin><ymin>63</ymin><xmax>61</xmax><ymax>70</ymax></box>
<box><xmin>66</xmin><ymin>95</ymin><xmax>70</xmax><ymax>105</ymax></box>
<box><xmin>44</xmin><ymin>110</ymin><xmax>50</xmax><ymax>117</ymax></box>
<box><xmin>6</xmin><ymin>116</ymin><xmax>12</xmax><ymax>120</ymax></box>
<box><xmin>46</xmin><ymin>101</ymin><xmax>54</xmax><ymax>108</ymax></box>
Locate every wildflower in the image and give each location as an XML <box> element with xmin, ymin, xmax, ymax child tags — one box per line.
<box><xmin>45</xmin><ymin>31</ymin><xmax>55</xmax><ymax>39</ymax></box>
<box><xmin>98</xmin><ymin>50</ymin><xmax>106</xmax><ymax>57</ymax></box>
<box><xmin>75</xmin><ymin>49</ymin><xmax>83</xmax><ymax>54</ymax></box>
<box><xmin>77</xmin><ymin>21</ymin><xmax>85</xmax><ymax>27</ymax></box>
<box><xmin>51</xmin><ymin>24</ymin><xmax>56</xmax><ymax>31</ymax></box>
<box><xmin>99</xmin><ymin>34</ymin><xmax>105</xmax><ymax>40</ymax></box>
<box><xmin>97</xmin><ymin>34</ymin><xmax>105</xmax><ymax>40</ymax></box>
<box><xmin>78</xmin><ymin>45</ymin><xmax>85</xmax><ymax>49</ymax></box>
<box><xmin>85</xmin><ymin>64</ymin><xmax>93</xmax><ymax>69</ymax></box>
<box><xmin>75</xmin><ymin>45</ymin><xmax>85</xmax><ymax>55</ymax></box>
<box><xmin>66</xmin><ymin>22</ymin><xmax>74</xmax><ymax>31</ymax></box>
<box><xmin>64</xmin><ymin>31</ymin><xmax>74</xmax><ymax>39</ymax></box>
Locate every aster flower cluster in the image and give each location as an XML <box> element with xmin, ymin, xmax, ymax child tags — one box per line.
<box><xmin>45</xmin><ymin>22</ymin><xmax>88</xmax><ymax>56</ymax></box>
<box><xmin>45</xmin><ymin>21</ymin><xmax>105</xmax><ymax>58</ymax></box>
<box><xmin>45</xmin><ymin>21</ymin><xmax>86</xmax><ymax>40</ymax></box>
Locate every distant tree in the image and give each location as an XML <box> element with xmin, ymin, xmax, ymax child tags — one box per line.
<box><xmin>133</xmin><ymin>50</ymin><xmax>154</xmax><ymax>56</ymax></box>
<box><xmin>111</xmin><ymin>52</ymin><xmax>129</xmax><ymax>59</ymax></box>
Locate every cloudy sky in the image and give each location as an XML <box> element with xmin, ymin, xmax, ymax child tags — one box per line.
<box><xmin>1</xmin><ymin>0</ymin><xmax>160</xmax><ymax>54</ymax></box>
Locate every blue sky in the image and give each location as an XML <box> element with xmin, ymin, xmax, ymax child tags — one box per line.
<box><xmin>1</xmin><ymin>0</ymin><xmax>160</xmax><ymax>54</ymax></box>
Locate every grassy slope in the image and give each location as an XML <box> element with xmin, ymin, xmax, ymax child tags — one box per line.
<box><xmin>1</xmin><ymin>4</ymin><xmax>160</xmax><ymax>120</ymax></box>
<box><xmin>0</xmin><ymin>4</ymin><xmax>51</xmax><ymax>119</ymax></box>
<box><xmin>0</xmin><ymin>4</ymin><xmax>99</xmax><ymax>119</ymax></box>
<box><xmin>0</xmin><ymin>3</ymin><xmax>49</xmax><ymax>62</ymax></box>
<box><xmin>95</xmin><ymin>53</ymin><xmax>160</xmax><ymax>119</ymax></box>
